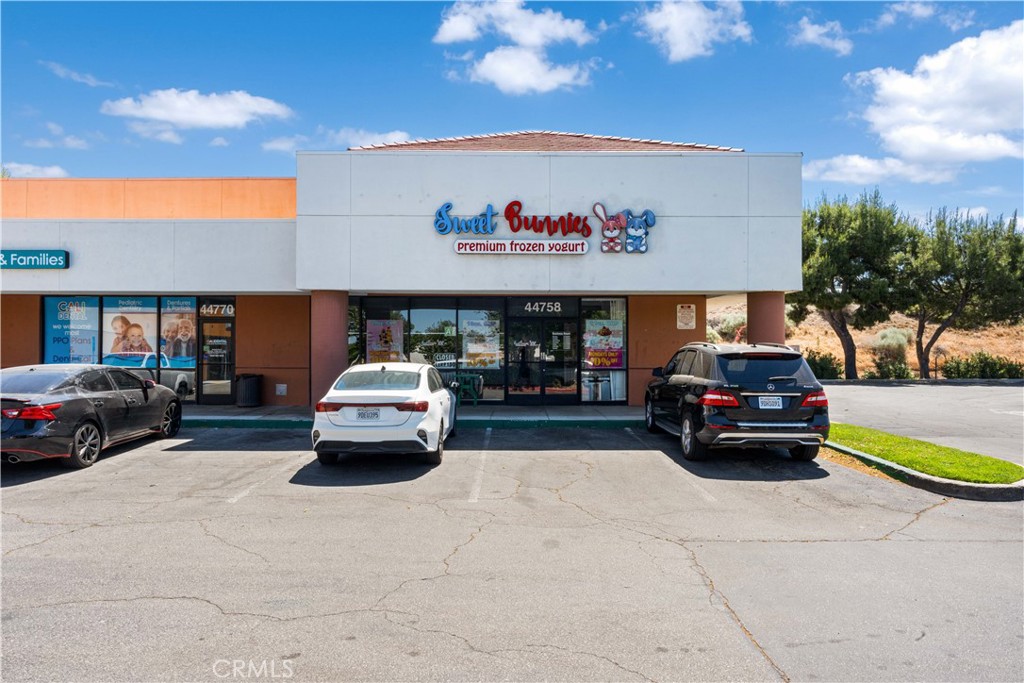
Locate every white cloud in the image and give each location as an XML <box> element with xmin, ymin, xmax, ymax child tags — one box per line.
<box><xmin>101</xmin><ymin>89</ymin><xmax>294</xmax><ymax>132</ymax></box>
<box><xmin>261</xmin><ymin>135</ymin><xmax>309</xmax><ymax>154</ymax></box>
<box><xmin>435</xmin><ymin>1</ymin><xmax>594</xmax><ymax>49</ymax></box>
<box><xmin>851</xmin><ymin>20</ymin><xmax>1023</xmax><ymax>165</ymax></box>
<box><xmin>323</xmin><ymin>127</ymin><xmax>411</xmax><ymax>149</ymax></box>
<box><xmin>791</xmin><ymin>17</ymin><xmax>853</xmax><ymax>56</ymax></box>
<box><xmin>636</xmin><ymin>0</ymin><xmax>752</xmax><ymax>63</ymax></box>
<box><xmin>4</xmin><ymin>162</ymin><xmax>70</xmax><ymax>178</ymax></box>
<box><xmin>875</xmin><ymin>2</ymin><xmax>974</xmax><ymax>31</ymax></box>
<box><xmin>210</xmin><ymin>137</ymin><xmax>230</xmax><ymax>147</ymax></box>
<box><xmin>24</xmin><ymin>123</ymin><xmax>90</xmax><ymax>150</ymax></box>
<box><xmin>803</xmin><ymin>155</ymin><xmax>957</xmax><ymax>184</ymax></box>
<box><xmin>434</xmin><ymin>1</ymin><xmax>595</xmax><ymax>95</ymax></box>
<box><xmin>38</xmin><ymin>60</ymin><xmax>113</xmax><ymax>87</ymax></box>
<box><xmin>470</xmin><ymin>46</ymin><xmax>590</xmax><ymax>95</ymax></box>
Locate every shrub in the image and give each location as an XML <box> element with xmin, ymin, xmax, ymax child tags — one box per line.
<box><xmin>714</xmin><ymin>313</ymin><xmax>747</xmax><ymax>342</ymax></box>
<box><xmin>866</xmin><ymin>328</ymin><xmax>914</xmax><ymax>379</ymax></box>
<box><xmin>705</xmin><ymin>326</ymin><xmax>722</xmax><ymax>344</ymax></box>
<box><xmin>805</xmin><ymin>349</ymin><xmax>843</xmax><ymax>379</ymax></box>
<box><xmin>942</xmin><ymin>352</ymin><xmax>1024</xmax><ymax>379</ymax></box>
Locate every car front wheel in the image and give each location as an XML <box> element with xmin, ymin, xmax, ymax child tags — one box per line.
<box><xmin>644</xmin><ymin>398</ymin><xmax>659</xmax><ymax>433</ymax></box>
<box><xmin>680</xmin><ymin>413</ymin><xmax>708</xmax><ymax>461</ymax></box>
<box><xmin>63</xmin><ymin>421</ymin><xmax>102</xmax><ymax>468</ymax></box>
<box><xmin>790</xmin><ymin>444</ymin><xmax>820</xmax><ymax>461</ymax></box>
<box><xmin>159</xmin><ymin>401</ymin><xmax>181</xmax><ymax>438</ymax></box>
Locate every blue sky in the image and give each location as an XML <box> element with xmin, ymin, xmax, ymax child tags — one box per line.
<box><xmin>2</xmin><ymin>1</ymin><xmax>1021</xmax><ymax>222</ymax></box>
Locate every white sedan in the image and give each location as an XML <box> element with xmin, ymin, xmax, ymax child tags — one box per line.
<box><xmin>312</xmin><ymin>362</ymin><xmax>457</xmax><ymax>465</ymax></box>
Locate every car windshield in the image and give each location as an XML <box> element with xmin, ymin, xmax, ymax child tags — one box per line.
<box><xmin>716</xmin><ymin>354</ymin><xmax>815</xmax><ymax>384</ymax></box>
<box><xmin>0</xmin><ymin>369</ymin><xmax>77</xmax><ymax>394</ymax></box>
<box><xmin>334</xmin><ymin>370</ymin><xmax>421</xmax><ymax>391</ymax></box>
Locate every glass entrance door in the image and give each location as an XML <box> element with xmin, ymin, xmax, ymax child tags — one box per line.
<box><xmin>507</xmin><ymin>318</ymin><xmax>578</xmax><ymax>405</ymax></box>
<box><xmin>198</xmin><ymin>320</ymin><xmax>234</xmax><ymax>404</ymax></box>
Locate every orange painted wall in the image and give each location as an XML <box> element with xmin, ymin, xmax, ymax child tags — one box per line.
<box><xmin>626</xmin><ymin>295</ymin><xmax>707</xmax><ymax>406</ymax></box>
<box><xmin>1</xmin><ymin>178</ymin><xmax>296</xmax><ymax>219</ymax></box>
<box><xmin>235</xmin><ymin>295</ymin><xmax>311</xmax><ymax>406</ymax></box>
<box><xmin>0</xmin><ymin>295</ymin><xmax>41</xmax><ymax>367</ymax></box>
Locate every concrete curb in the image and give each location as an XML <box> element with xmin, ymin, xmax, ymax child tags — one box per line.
<box><xmin>825</xmin><ymin>441</ymin><xmax>1024</xmax><ymax>502</ymax></box>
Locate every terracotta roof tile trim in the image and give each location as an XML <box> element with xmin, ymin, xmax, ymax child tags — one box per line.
<box><xmin>350</xmin><ymin>130</ymin><xmax>743</xmax><ymax>153</ymax></box>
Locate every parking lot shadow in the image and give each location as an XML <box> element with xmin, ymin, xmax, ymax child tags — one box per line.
<box><xmin>1</xmin><ymin>439</ymin><xmax>146</xmax><ymax>488</ymax></box>
<box><xmin>163</xmin><ymin>428</ymin><xmax>310</xmax><ymax>452</ymax></box>
<box><xmin>289</xmin><ymin>453</ymin><xmax>436</xmax><ymax>487</ymax></box>
<box><xmin>650</xmin><ymin>438</ymin><xmax>831</xmax><ymax>482</ymax></box>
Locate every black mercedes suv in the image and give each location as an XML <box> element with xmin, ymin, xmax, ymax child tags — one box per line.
<box><xmin>644</xmin><ymin>342</ymin><xmax>830</xmax><ymax>461</ymax></box>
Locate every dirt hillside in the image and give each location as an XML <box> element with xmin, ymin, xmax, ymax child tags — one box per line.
<box><xmin>707</xmin><ymin>294</ymin><xmax>1024</xmax><ymax>377</ymax></box>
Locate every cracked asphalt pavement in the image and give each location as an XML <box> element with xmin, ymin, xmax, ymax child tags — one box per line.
<box><xmin>2</xmin><ymin>427</ymin><xmax>1022</xmax><ymax>682</ymax></box>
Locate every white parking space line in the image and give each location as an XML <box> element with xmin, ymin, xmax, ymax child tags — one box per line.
<box><xmin>227</xmin><ymin>457</ymin><xmax>300</xmax><ymax>504</ymax></box>
<box><xmin>468</xmin><ymin>428</ymin><xmax>491</xmax><ymax>503</ymax></box>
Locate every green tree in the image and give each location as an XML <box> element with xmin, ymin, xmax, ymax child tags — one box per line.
<box><xmin>787</xmin><ymin>190</ymin><xmax>917</xmax><ymax>379</ymax></box>
<box><xmin>904</xmin><ymin>209</ymin><xmax>1024</xmax><ymax>379</ymax></box>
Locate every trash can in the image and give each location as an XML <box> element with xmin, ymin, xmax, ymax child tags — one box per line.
<box><xmin>236</xmin><ymin>373</ymin><xmax>263</xmax><ymax>407</ymax></box>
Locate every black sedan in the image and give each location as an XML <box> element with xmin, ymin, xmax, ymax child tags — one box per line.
<box><xmin>2</xmin><ymin>364</ymin><xmax>181</xmax><ymax>468</ymax></box>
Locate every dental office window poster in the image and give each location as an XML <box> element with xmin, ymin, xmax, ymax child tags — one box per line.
<box><xmin>102</xmin><ymin>297</ymin><xmax>158</xmax><ymax>366</ymax></box>
<box><xmin>462</xmin><ymin>320</ymin><xmax>500</xmax><ymax>368</ymax></box>
<box><xmin>367</xmin><ymin>320</ymin><xmax>404</xmax><ymax>362</ymax></box>
<box><xmin>44</xmin><ymin>297</ymin><xmax>100</xmax><ymax>364</ymax></box>
<box><xmin>584</xmin><ymin>319</ymin><xmax>624</xmax><ymax>369</ymax></box>
<box><xmin>161</xmin><ymin>298</ymin><xmax>197</xmax><ymax>367</ymax></box>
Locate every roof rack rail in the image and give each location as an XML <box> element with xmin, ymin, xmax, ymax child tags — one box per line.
<box><xmin>750</xmin><ymin>342</ymin><xmax>793</xmax><ymax>350</ymax></box>
<box><xmin>686</xmin><ymin>341</ymin><xmax>720</xmax><ymax>350</ymax></box>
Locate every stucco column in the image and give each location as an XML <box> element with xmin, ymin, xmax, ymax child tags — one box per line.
<box><xmin>746</xmin><ymin>292</ymin><xmax>787</xmax><ymax>344</ymax></box>
<box><xmin>310</xmin><ymin>290</ymin><xmax>349</xmax><ymax>402</ymax></box>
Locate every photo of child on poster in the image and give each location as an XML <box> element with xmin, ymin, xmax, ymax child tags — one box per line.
<box><xmin>102</xmin><ymin>297</ymin><xmax>158</xmax><ymax>363</ymax></box>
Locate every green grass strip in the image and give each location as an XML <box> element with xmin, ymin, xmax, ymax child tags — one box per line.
<box><xmin>829</xmin><ymin>423</ymin><xmax>1024</xmax><ymax>485</ymax></box>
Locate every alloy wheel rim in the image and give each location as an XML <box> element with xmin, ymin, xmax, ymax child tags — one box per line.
<box><xmin>162</xmin><ymin>403</ymin><xmax>178</xmax><ymax>434</ymax></box>
<box><xmin>682</xmin><ymin>420</ymin><xmax>692</xmax><ymax>452</ymax></box>
<box><xmin>645</xmin><ymin>402</ymin><xmax>653</xmax><ymax>426</ymax></box>
<box><xmin>77</xmin><ymin>425</ymin><xmax>100</xmax><ymax>462</ymax></box>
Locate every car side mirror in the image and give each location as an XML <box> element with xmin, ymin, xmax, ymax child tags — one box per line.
<box><xmin>143</xmin><ymin>379</ymin><xmax>157</xmax><ymax>389</ymax></box>
<box><xmin>651</xmin><ymin>367</ymin><xmax>664</xmax><ymax>377</ymax></box>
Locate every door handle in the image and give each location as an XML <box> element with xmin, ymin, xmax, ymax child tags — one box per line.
<box><xmin>93</xmin><ymin>401</ymin><xmax>104</xmax><ymax>407</ymax></box>
<box><xmin>126</xmin><ymin>398</ymin><xmax>138</xmax><ymax>405</ymax></box>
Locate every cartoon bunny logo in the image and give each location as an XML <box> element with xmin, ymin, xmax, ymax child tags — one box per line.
<box><xmin>593</xmin><ymin>203</ymin><xmax>627</xmax><ymax>253</ymax></box>
<box><xmin>624</xmin><ymin>209</ymin><xmax>656</xmax><ymax>254</ymax></box>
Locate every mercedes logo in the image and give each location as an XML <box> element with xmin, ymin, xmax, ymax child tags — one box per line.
<box><xmin>767</xmin><ymin>383</ymin><xmax>775</xmax><ymax>391</ymax></box>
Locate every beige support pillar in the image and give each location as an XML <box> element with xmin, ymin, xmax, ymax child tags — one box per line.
<box><xmin>746</xmin><ymin>292</ymin><xmax>787</xmax><ymax>344</ymax></box>
<box><xmin>310</xmin><ymin>290</ymin><xmax>349</xmax><ymax>402</ymax></box>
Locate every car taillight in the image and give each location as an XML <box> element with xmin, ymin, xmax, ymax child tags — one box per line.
<box><xmin>801</xmin><ymin>391</ymin><xmax>829</xmax><ymax>407</ymax></box>
<box><xmin>395</xmin><ymin>402</ymin><xmax>429</xmax><ymax>412</ymax></box>
<box><xmin>315</xmin><ymin>401</ymin><xmax>344</xmax><ymax>412</ymax></box>
<box><xmin>2</xmin><ymin>403</ymin><xmax>62</xmax><ymax>420</ymax></box>
<box><xmin>698</xmin><ymin>390</ymin><xmax>740</xmax><ymax>408</ymax></box>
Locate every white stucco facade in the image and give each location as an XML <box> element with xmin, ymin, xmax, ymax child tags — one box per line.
<box><xmin>296</xmin><ymin>150</ymin><xmax>803</xmax><ymax>295</ymax></box>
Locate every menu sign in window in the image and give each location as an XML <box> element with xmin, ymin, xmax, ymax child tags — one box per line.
<box><xmin>584</xmin><ymin>319</ymin><xmax>624</xmax><ymax>369</ymax></box>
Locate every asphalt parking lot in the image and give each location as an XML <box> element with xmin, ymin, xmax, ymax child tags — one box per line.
<box><xmin>3</xmin><ymin>426</ymin><xmax>1022</xmax><ymax>683</ymax></box>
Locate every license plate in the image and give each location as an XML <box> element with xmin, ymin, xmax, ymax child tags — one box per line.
<box><xmin>758</xmin><ymin>396</ymin><xmax>783</xmax><ymax>410</ymax></box>
<box><xmin>356</xmin><ymin>408</ymin><xmax>380</xmax><ymax>421</ymax></box>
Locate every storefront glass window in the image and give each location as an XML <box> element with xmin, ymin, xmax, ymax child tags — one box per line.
<box><xmin>43</xmin><ymin>296</ymin><xmax>100</xmax><ymax>363</ymax></box>
<box><xmin>102</xmin><ymin>297</ymin><xmax>158</xmax><ymax>365</ymax></box>
<box><xmin>410</xmin><ymin>298</ymin><xmax>458</xmax><ymax>366</ymax></box>
<box><xmin>581</xmin><ymin>298</ymin><xmax>628</xmax><ymax>402</ymax></box>
<box><xmin>364</xmin><ymin>297</ymin><xmax>408</xmax><ymax>363</ymax></box>
<box><xmin>458</xmin><ymin>298</ymin><xmax>504</xmax><ymax>401</ymax></box>
<box><xmin>348</xmin><ymin>300</ymin><xmax>363</xmax><ymax>365</ymax></box>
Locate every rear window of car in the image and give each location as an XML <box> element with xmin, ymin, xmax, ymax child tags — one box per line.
<box><xmin>0</xmin><ymin>369</ymin><xmax>76</xmax><ymax>394</ymax></box>
<box><xmin>716</xmin><ymin>354</ymin><xmax>815</xmax><ymax>384</ymax></box>
<box><xmin>334</xmin><ymin>370</ymin><xmax>421</xmax><ymax>391</ymax></box>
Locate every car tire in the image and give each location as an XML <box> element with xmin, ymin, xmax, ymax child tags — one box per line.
<box><xmin>447</xmin><ymin>411</ymin><xmax>457</xmax><ymax>439</ymax></box>
<box><xmin>159</xmin><ymin>401</ymin><xmax>181</xmax><ymax>438</ymax></box>
<box><xmin>63</xmin><ymin>421</ymin><xmax>102</xmax><ymax>469</ymax></box>
<box><xmin>644</xmin><ymin>398</ymin><xmax>659</xmax><ymax>433</ymax></box>
<box><xmin>317</xmin><ymin>452</ymin><xmax>340</xmax><ymax>465</ymax></box>
<box><xmin>790</xmin><ymin>444</ymin><xmax>820</xmax><ymax>461</ymax></box>
<box><xmin>176</xmin><ymin>382</ymin><xmax>189</xmax><ymax>399</ymax></box>
<box><xmin>425</xmin><ymin>424</ymin><xmax>444</xmax><ymax>466</ymax></box>
<box><xmin>680</xmin><ymin>413</ymin><xmax>708</xmax><ymax>461</ymax></box>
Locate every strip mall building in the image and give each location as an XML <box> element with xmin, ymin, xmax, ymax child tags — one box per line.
<box><xmin>0</xmin><ymin>131</ymin><xmax>801</xmax><ymax>408</ymax></box>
